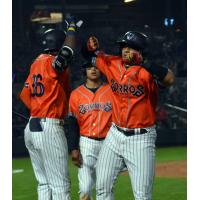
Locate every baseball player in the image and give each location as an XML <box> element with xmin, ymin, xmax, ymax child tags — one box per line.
<box><xmin>67</xmin><ymin>61</ymin><xmax>113</xmax><ymax>200</ymax></box>
<box><xmin>82</xmin><ymin>32</ymin><xmax>175</xmax><ymax>200</ymax></box>
<box><xmin>19</xmin><ymin>18</ymin><xmax>77</xmax><ymax>200</ymax></box>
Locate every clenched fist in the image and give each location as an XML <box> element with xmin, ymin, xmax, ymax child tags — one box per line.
<box><xmin>71</xmin><ymin>149</ymin><xmax>83</xmax><ymax>168</ymax></box>
<box><xmin>87</xmin><ymin>36</ymin><xmax>99</xmax><ymax>51</ymax></box>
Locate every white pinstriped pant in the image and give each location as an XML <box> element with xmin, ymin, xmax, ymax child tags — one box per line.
<box><xmin>24</xmin><ymin>118</ymin><xmax>71</xmax><ymax>200</ymax></box>
<box><xmin>96</xmin><ymin>124</ymin><xmax>157</xmax><ymax>200</ymax></box>
<box><xmin>78</xmin><ymin>136</ymin><xmax>105</xmax><ymax>200</ymax></box>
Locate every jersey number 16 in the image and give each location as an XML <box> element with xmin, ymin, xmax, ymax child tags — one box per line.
<box><xmin>31</xmin><ymin>74</ymin><xmax>44</xmax><ymax>97</ymax></box>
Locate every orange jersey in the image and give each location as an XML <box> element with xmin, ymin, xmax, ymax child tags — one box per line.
<box><xmin>95</xmin><ymin>53</ymin><xmax>158</xmax><ymax>128</ymax></box>
<box><xmin>68</xmin><ymin>83</ymin><xmax>112</xmax><ymax>138</ymax></box>
<box><xmin>19</xmin><ymin>53</ymin><xmax>71</xmax><ymax>119</ymax></box>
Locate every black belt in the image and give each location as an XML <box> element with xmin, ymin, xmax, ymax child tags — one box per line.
<box><xmin>82</xmin><ymin>136</ymin><xmax>105</xmax><ymax>141</ymax></box>
<box><xmin>115</xmin><ymin>125</ymin><xmax>147</xmax><ymax>136</ymax></box>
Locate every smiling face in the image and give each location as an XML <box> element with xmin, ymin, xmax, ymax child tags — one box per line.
<box><xmin>86</xmin><ymin>65</ymin><xmax>101</xmax><ymax>81</ymax></box>
<box><xmin>121</xmin><ymin>46</ymin><xmax>143</xmax><ymax>65</ymax></box>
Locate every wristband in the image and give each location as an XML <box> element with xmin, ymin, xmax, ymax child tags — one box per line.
<box><xmin>67</xmin><ymin>23</ymin><xmax>76</xmax><ymax>35</ymax></box>
<box><xmin>144</xmin><ymin>63</ymin><xmax>168</xmax><ymax>81</ymax></box>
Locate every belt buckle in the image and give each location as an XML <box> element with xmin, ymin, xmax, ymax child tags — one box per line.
<box><xmin>134</xmin><ymin>129</ymin><xmax>139</xmax><ymax>135</ymax></box>
<box><xmin>135</xmin><ymin>128</ymin><xmax>147</xmax><ymax>135</ymax></box>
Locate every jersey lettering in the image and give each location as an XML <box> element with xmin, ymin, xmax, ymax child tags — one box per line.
<box><xmin>32</xmin><ymin>74</ymin><xmax>45</xmax><ymax>97</ymax></box>
<box><xmin>111</xmin><ymin>79</ymin><xmax>144</xmax><ymax>97</ymax></box>
<box><xmin>79</xmin><ymin>102</ymin><xmax>112</xmax><ymax>114</ymax></box>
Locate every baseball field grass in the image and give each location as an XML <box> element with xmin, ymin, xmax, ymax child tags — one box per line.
<box><xmin>13</xmin><ymin>146</ymin><xmax>187</xmax><ymax>200</ymax></box>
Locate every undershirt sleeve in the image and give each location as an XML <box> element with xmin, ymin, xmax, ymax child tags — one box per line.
<box><xmin>67</xmin><ymin>115</ymin><xmax>80</xmax><ymax>152</ymax></box>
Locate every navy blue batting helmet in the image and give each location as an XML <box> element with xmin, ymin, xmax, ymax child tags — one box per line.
<box><xmin>42</xmin><ymin>29</ymin><xmax>66</xmax><ymax>52</ymax></box>
<box><xmin>117</xmin><ymin>31</ymin><xmax>148</xmax><ymax>52</ymax></box>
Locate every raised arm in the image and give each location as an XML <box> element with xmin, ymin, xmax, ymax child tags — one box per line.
<box><xmin>143</xmin><ymin>62</ymin><xmax>175</xmax><ymax>87</ymax></box>
<box><xmin>52</xmin><ymin>16</ymin><xmax>79</xmax><ymax>72</ymax></box>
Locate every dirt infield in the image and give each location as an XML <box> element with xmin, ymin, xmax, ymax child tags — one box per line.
<box><xmin>121</xmin><ymin>160</ymin><xmax>187</xmax><ymax>178</ymax></box>
<box><xmin>155</xmin><ymin>160</ymin><xmax>187</xmax><ymax>177</ymax></box>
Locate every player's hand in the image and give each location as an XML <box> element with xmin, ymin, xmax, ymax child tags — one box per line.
<box><xmin>65</xmin><ymin>16</ymin><xmax>83</xmax><ymax>31</ymax></box>
<box><xmin>87</xmin><ymin>36</ymin><xmax>99</xmax><ymax>51</ymax></box>
<box><xmin>81</xmin><ymin>36</ymin><xmax>100</xmax><ymax>60</ymax></box>
<box><xmin>65</xmin><ymin>15</ymin><xmax>76</xmax><ymax>33</ymax></box>
<box><xmin>71</xmin><ymin>149</ymin><xmax>83</xmax><ymax>168</ymax></box>
<box><xmin>65</xmin><ymin>15</ymin><xmax>76</xmax><ymax>26</ymax></box>
<box><xmin>65</xmin><ymin>15</ymin><xmax>76</xmax><ymax>24</ymax></box>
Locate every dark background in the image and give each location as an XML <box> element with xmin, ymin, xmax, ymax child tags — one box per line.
<box><xmin>12</xmin><ymin>0</ymin><xmax>187</xmax><ymax>157</ymax></box>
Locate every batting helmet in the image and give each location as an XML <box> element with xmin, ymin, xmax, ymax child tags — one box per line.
<box><xmin>117</xmin><ymin>31</ymin><xmax>148</xmax><ymax>52</ymax></box>
<box><xmin>41</xmin><ymin>29</ymin><xmax>66</xmax><ymax>52</ymax></box>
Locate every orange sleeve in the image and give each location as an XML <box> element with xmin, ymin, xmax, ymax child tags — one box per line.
<box><xmin>19</xmin><ymin>76</ymin><xmax>32</xmax><ymax>110</ymax></box>
<box><xmin>95</xmin><ymin>53</ymin><xmax>112</xmax><ymax>76</ymax></box>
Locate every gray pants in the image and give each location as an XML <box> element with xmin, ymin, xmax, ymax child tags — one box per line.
<box><xmin>78</xmin><ymin>136</ymin><xmax>105</xmax><ymax>200</ymax></box>
<box><xmin>24</xmin><ymin>118</ymin><xmax>71</xmax><ymax>200</ymax></box>
<box><xmin>96</xmin><ymin>124</ymin><xmax>157</xmax><ymax>200</ymax></box>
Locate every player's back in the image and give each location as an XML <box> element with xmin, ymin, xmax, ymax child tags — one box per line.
<box><xmin>28</xmin><ymin>53</ymin><xmax>70</xmax><ymax>119</ymax></box>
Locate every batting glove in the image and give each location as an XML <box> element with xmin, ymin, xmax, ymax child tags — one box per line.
<box><xmin>65</xmin><ymin>16</ymin><xmax>83</xmax><ymax>33</ymax></box>
<box><xmin>81</xmin><ymin>36</ymin><xmax>100</xmax><ymax>60</ymax></box>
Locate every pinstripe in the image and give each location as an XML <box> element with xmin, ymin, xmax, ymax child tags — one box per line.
<box><xmin>25</xmin><ymin>124</ymin><xmax>52</xmax><ymax>199</ymax></box>
<box><xmin>96</xmin><ymin>125</ymin><xmax>156</xmax><ymax>200</ymax></box>
<box><xmin>96</xmin><ymin>125</ymin><xmax>124</xmax><ymax>200</ymax></box>
<box><xmin>78</xmin><ymin>136</ymin><xmax>104</xmax><ymax>199</ymax></box>
<box><xmin>46</xmin><ymin>121</ymin><xmax>70</xmax><ymax>199</ymax></box>
<box><xmin>97</xmin><ymin>108</ymin><xmax>101</xmax><ymax>137</ymax></box>
<box><xmin>24</xmin><ymin>118</ymin><xmax>71</xmax><ymax>200</ymax></box>
<box><xmin>130</xmin><ymin>129</ymin><xmax>156</xmax><ymax>200</ymax></box>
<box><xmin>136</xmin><ymin>134</ymin><xmax>140</xmax><ymax>197</ymax></box>
<box><xmin>70</xmin><ymin>83</ymin><xmax>112</xmax><ymax>199</ymax></box>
